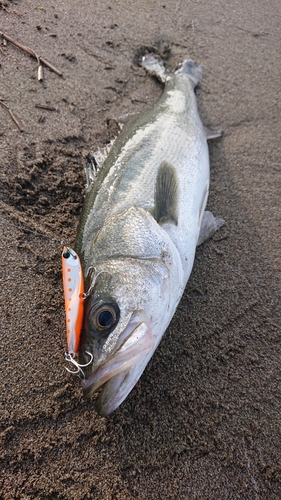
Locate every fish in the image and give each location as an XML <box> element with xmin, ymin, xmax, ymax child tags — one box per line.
<box><xmin>72</xmin><ymin>55</ymin><xmax>224</xmax><ymax>415</ymax></box>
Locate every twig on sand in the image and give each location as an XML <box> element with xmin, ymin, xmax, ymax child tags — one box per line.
<box><xmin>35</xmin><ymin>104</ymin><xmax>59</xmax><ymax>112</ymax></box>
<box><xmin>37</xmin><ymin>63</ymin><xmax>44</xmax><ymax>81</ymax></box>
<box><xmin>0</xmin><ymin>2</ymin><xmax>21</xmax><ymax>15</ymax></box>
<box><xmin>0</xmin><ymin>31</ymin><xmax>63</xmax><ymax>78</ymax></box>
<box><xmin>0</xmin><ymin>99</ymin><xmax>23</xmax><ymax>132</ymax></box>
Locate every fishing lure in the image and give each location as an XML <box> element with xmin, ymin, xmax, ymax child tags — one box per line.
<box><xmin>62</xmin><ymin>246</ymin><xmax>93</xmax><ymax>376</ymax></box>
<box><xmin>62</xmin><ymin>246</ymin><xmax>84</xmax><ymax>357</ymax></box>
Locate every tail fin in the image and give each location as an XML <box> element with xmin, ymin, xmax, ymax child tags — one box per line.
<box><xmin>141</xmin><ymin>55</ymin><xmax>167</xmax><ymax>83</ymax></box>
<box><xmin>175</xmin><ymin>60</ymin><xmax>203</xmax><ymax>87</ymax></box>
<box><xmin>141</xmin><ymin>55</ymin><xmax>203</xmax><ymax>87</ymax></box>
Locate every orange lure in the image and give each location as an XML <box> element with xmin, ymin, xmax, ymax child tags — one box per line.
<box><xmin>62</xmin><ymin>246</ymin><xmax>84</xmax><ymax>356</ymax></box>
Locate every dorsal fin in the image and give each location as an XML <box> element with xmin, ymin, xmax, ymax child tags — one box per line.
<box><xmin>154</xmin><ymin>161</ymin><xmax>178</xmax><ymax>225</ymax></box>
<box><xmin>85</xmin><ymin>139</ymin><xmax>116</xmax><ymax>191</ymax></box>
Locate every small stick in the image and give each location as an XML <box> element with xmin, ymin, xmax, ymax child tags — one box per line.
<box><xmin>213</xmin><ymin>235</ymin><xmax>229</xmax><ymax>242</ymax></box>
<box><xmin>0</xmin><ymin>3</ymin><xmax>21</xmax><ymax>15</ymax></box>
<box><xmin>0</xmin><ymin>31</ymin><xmax>63</xmax><ymax>77</ymax></box>
<box><xmin>35</xmin><ymin>104</ymin><xmax>58</xmax><ymax>111</ymax></box>
<box><xmin>0</xmin><ymin>99</ymin><xmax>23</xmax><ymax>131</ymax></box>
<box><xmin>38</xmin><ymin>63</ymin><xmax>44</xmax><ymax>81</ymax></box>
<box><xmin>39</xmin><ymin>56</ymin><xmax>62</xmax><ymax>76</ymax></box>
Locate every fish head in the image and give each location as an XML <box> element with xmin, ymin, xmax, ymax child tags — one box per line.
<box><xmin>78</xmin><ymin>254</ymin><xmax>178</xmax><ymax>415</ymax></box>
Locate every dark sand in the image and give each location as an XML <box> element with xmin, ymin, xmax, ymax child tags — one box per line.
<box><xmin>0</xmin><ymin>1</ymin><xmax>281</xmax><ymax>498</ymax></box>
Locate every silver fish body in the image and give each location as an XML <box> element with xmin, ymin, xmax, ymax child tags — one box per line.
<box><xmin>75</xmin><ymin>56</ymin><xmax>223</xmax><ymax>415</ymax></box>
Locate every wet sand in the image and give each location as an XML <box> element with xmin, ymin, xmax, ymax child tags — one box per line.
<box><xmin>1</xmin><ymin>1</ymin><xmax>281</xmax><ymax>498</ymax></box>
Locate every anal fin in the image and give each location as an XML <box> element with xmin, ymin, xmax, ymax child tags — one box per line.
<box><xmin>197</xmin><ymin>211</ymin><xmax>224</xmax><ymax>246</ymax></box>
<box><xmin>154</xmin><ymin>161</ymin><xmax>178</xmax><ymax>226</ymax></box>
<box><xmin>204</xmin><ymin>127</ymin><xmax>223</xmax><ymax>140</ymax></box>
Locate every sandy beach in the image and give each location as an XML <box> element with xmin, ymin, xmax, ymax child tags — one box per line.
<box><xmin>0</xmin><ymin>0</ymin><xmax>281</xmax><ymax>498</ymax></box>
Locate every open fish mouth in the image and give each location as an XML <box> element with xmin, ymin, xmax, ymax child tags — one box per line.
<box><xmin>81</xmin><ymin>320</ymin><xmax>154</xmax><ymax>413</ymax></box>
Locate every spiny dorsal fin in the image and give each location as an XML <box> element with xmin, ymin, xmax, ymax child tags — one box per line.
<box><xmin>154</xmin><ymin>161</ymin><xmax>178</xmax><ymax>225</ymax></box>
<box><xmin>85</xmin><ymin>139</ymin><xmax>116</xmax><ymax>191</ymax></box>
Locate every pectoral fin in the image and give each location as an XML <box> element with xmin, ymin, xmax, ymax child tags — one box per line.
<box><xmin>154</xmin><ymin>161</ymin><xmax>178</xmax><ymax>226</ymax></box>
<box><xmin>197</xmin><ymin>211</ymin><xmax>224</xmax><ymax>245</ymax></box>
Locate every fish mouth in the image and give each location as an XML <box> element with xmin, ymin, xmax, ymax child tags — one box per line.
<box><xmin>81</xmin><ymin>318</ymin><xmax>154</xmax><ymax>413</ymax></box>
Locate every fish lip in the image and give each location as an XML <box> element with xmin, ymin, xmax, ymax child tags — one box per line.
<box><xmin>81</xmin><ymin>319</ymin><xmax>154</xmax><ymax>398</ymax></box>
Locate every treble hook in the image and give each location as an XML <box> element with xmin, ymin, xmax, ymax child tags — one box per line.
<box><xmin>64</xmin><ymin>351</ymin><xmax>93</xmax><ymax>379</ymax></box>
<box><xmin>82</xmin><ymin>268</ymin><xmax>112</xmax><ymax>299</ymax></box>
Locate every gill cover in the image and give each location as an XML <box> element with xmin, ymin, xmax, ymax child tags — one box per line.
<box><xmin>62</xmin><ymin>246</ymin><xmax>84</xmax><ymax>356</ymax></box>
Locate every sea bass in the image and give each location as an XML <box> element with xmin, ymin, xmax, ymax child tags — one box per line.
<box><xmin>73</xmin><ymin>55</ymin><xmax>223</xmax><ymax>415</ymax></box>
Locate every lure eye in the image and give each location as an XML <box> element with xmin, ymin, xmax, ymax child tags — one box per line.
<box><xmin>63</xmin><ymin>248</ymin><xmax>77</xmax><ymax>260</ymax></box>
<box><xmin>63</xmin><ymin>249</ymin><xmax>71</xmax><ymax>259</ymax></box>
<box><xmin>89</xmin><ymin>301</ymin><xmax>119</xmax><ymax>334</ymax></box>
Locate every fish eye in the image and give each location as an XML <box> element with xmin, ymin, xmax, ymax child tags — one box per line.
<box><xmin>97</xmin><ymin>309</ymin><xmax>115</xmax><ymax>328</ymax></box>
<box><xmin>89</xmin><ymin>301</ymin><xmax>119</xmax><ymax>333</ymax></box>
